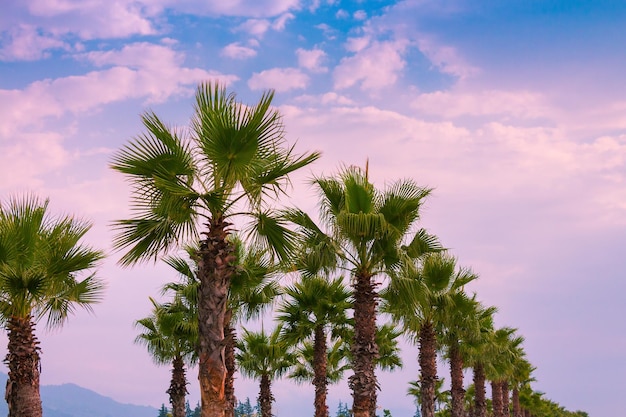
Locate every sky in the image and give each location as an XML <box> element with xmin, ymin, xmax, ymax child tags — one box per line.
<box><xmin>1</xmin><ymin>0</ymin><xmax>625</xmax><ymax>415</ymax></box>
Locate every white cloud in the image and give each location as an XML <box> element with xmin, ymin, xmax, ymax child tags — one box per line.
<box><xmin>221</xmin><ymin>42</ymin><xmax>257</xmax><ymax>59</ymax></box>
<box><xmin>336</xmin><ymin>9</ymin><xmax>349</xmax><ymax>19</ymax></box>
<box><xmin>235</xmin><ymin>18</ymin><xmax>271</xmax><ymax>37</ymax></box>
<box><xmin>353</xmin><ymin>10</ymin><xmax>367</xmax><ymax>20</ymax></box>
<box><xmin>0</xmin><ymin>24</ymin><xmax>68</xmax><ymax>61</ymax></box>
<box><xmin>411</xmin><ymin>89</ymin><xmax>553</xmax><ymax>119</ymax></box>
<box><xmin>248</xmin><ymin>68</ymin><xmax>309</xmax><ymax>92</ymax></box>
<box><xmin>296</xmin><ymin>47</ymin><xmax>328</xmax><ymax>73</ymax></box>
<box><xmin>334</xmin><ymin>41</ymin><xmax>407</xmax><ymax>90</ymax></box>
<box><xmin>345</xmin><ymin>36</ymin><xmax>370</xmax><ymax>53</ymax></box>
<box><xmin>293</xmin><ymin>92</ymin><xmax>355</xmax><ymax>106</ymax></box>
<box><xmin>0</xmin><ymin>43</ymin><xmax>237</xmax><ymax>137</ymax></box>
<box><xmin>272</xmin><ymin>13</ymin><xmax>295</xmax><ymax>31</ymax></box>
<box><xmin>416</xmin><ymin>35</ymin><xmax>479</xmax><ymax>79</ymax></box>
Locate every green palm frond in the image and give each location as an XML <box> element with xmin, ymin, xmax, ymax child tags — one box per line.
<box><xmin>0</xmin><ymin>194</ymin><xmax>105</xmax><ymax>328</ymax></box>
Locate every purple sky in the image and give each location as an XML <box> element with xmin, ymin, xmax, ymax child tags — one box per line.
<box><xmin>1</xmin><ymin>1</ymin><xmax>625</xmax><ymax>416</ymax></box>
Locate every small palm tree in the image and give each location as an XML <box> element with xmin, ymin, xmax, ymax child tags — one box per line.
<box><xmin>277</xmin><ymin>276</ymin><xmax>351</xmax><ymax>417</ymax></box>
<box><xmin>236</xmin><ymin>325</ymin><xmax>295</xmax><ymax>417</ymax></box>
<box><xmin>111</xmin><ymin>82</ymin><xmax>320</xmax><ymax>417</ymax></box>
<box><xmin>383</xmin><ymin>253</ymin><xmax>477</xmax><ymax>417</ymax></box>
<box><xmin>135</xmin><ymin>295</ymin><xmax>198</xmax><ymax>417</ymax></box>
<box><xmin>0</xmin><ymin>195</ymin><xmax>105</xmax><ymax>417</ymax></box>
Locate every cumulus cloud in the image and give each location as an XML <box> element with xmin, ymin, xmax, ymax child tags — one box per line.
<box><xmin>334</xmin><ymin>41</ymin><xmax>407</xmax><ymax>90</ymax></box>
<box><xmin>416</xmin><ymin>35</ymin><xmax>479</xmax><ymax>79</ymax></box>
<box><xmin>221</xmin><ymin>42</ymin><xmax>257</xmax><ymax>59</ymax></box>
<box><xmin>0</xmin><ymin>43</ymin><xmax>237</xmax><ymax>137</ymax></box>
<box><xmin>0</xmin><ymin>24</ymin><xmax>68</xmax><ymax>61</ymax></box>
<box><xmin>411</xmin><ymin>89</ymin><xmax>553</xmax><ymax>119</ymax></box>
<box><xmin>272</xmin><ymin>12</ymin><xmax>295</xmax><ymax>30</ymax></box>
<box><xmin>296</xmin><ymin>47</ymin><xmax>328</xmax><ymax>73</ymax></box>
<box><xmin>235</xmin><ymin>18</ymin><xmax>271</xmax><ymax>37</ymax></box>
<box><xmin>248</xmin><ymin>68</ymin><xmax>309</xmax><ymax>92</ymax></box>
<box><xmin>24</xmin><ymin>0</ymin><xmax>156</xmax><ymax>39</ymax></box>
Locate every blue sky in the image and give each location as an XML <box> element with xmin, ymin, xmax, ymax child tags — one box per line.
<box><xmin>1</xmin><ymin>1</ymin><xmax>625</xmax><ymax>416</ymax></box>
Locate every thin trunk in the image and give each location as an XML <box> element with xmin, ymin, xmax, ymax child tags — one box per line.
<box><xmin>349</xmin><ymin>272</ymin><xmax>378</xmax><ymax>417</ymax></box>
<box><xmin>449</xmin><ymin>342</ymin><xmax>465</xmax><ymax>417</ymax></box>
<box><xmin>4</xmin><ymin>315</ymin><xmax>42</xmax><ymax>417</ymax></box>
<box><xmin>259</xmin><ymin>374</ymin><xmax>273</xmax><ymax>417</ymax></box>
<box><xmin>197</xmin><ymin>217</ymin><xmax>236</xmax><ymax>417</ymax></box>
<box><xmin>491</xmin><ymin>380</ymin><xmax>503</xmax><ymax>417</ymax></box>
<box><xmin>419</xmin><ymin>321</ymin><xmax>437</xmax><ymax>417</ymax></box>
<box><xmin>224</xmin><ymin>310</ymin><xmax>236</xmax><ymax>417</ymax></box>
<box><xmin>512</xmin><ymin>387</ymin><xmax>520</xmax><ymax>417</ymax></box>
<box><xmin>501</xmin><ymin>380</ymin><xmax>509</xmax><ymax>417</ymax></box>
<box><xmin>473</xmin><ymin>363</ymin><xmax>486</xmax><ymax>417</ymax></box>
<box><xmin>313</xmin><ymin>325</ymin><xmax>329</xmax><ymax>417</ymax></box>
<box><xmin>168</xmin><ymin>355</ymin><xmax>188</xmax><ymax>417</ymax></box>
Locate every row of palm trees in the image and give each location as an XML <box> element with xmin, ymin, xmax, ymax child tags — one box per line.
<box><xmin>0</xmin><ymin>82</ymin><xmax>586</xmax><ymax>417</ymax></box>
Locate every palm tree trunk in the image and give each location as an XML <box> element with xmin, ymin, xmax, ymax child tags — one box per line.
<box><xmin>349</xmin><ymin>272</ymin><xmax>379</xmax><ymax>417</ymax></box>
<box><xmin>259</xmin><ymin>374</ymin><xmax>273</xmax><ymax>417</ymax></box>
<box><xmin>449</xmin><ymin>342</ymin><xmax>465</xmax><ymax>417</ymax></box>
<box><xmin>512</xmin><ymin>387</ymin><xmax>521</xmax><ymax>417</ymax></box>
<box><xmin>5</xmin><ymin>315</ymin><xmax>43</xmax><ymax>417</ymax></box>
<box><xmin>197</xmin><ymin>217</ymin><xmax>237</xmax><ymax>417</ymax></box>
<box><xmin>473</xmin><ymin>363</ymin><xmax>486</xmax><ymax>417</ymax></box>
<box><xmin>313</xmin><ymin>325</ymin><xmax>329</xmax><ymax>417</ymax></box>
<box><xmin>419</xmin><ymin>321</ymin><xmax>437</xmax><ymax>417</ymax></box>
<box><xmin>491</xmin><ymin>380</ymin><xmax>504</xmax><ymax>417</ymax></box>
<box><xmin>501</xmin><ymin>380</ymin><xmax>509</xmax><ymax>417</ymax></box>
<box><xmin>224</xmin><ymin>310</ymin><xmax>236</xmax><ymax>417</ymax></box>
<box><xmin>168</xmin><ymin>355</ymin><xmax>188</xmax><ymax>417</ymax></box>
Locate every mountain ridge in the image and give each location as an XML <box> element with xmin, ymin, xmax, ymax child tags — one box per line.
<box><xmin>0</xmin><ymin>373</ymin><xmax>158</xmax><ymax>417</ymax></box>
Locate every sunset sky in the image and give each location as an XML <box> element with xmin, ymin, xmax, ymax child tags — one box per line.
<box><xmin>1</xmin><ymin>1</ymin><xmax>625</xmax><ymax>416</ymax></box>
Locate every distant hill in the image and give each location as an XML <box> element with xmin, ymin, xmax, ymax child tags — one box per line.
<box><xmin>0</xmin><ymin>373</ymin><xmax>158</xmax><ymax>417</ymax></box>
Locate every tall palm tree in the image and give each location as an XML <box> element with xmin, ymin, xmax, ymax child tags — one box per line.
<box><xmin>383</xmin><ymin>253</ymin><xmax>477</xmax><ymax>417</ymax></box>
<box><xmin>135</xmin><ymin>296</ymin><xmax>198</xmax><ymax>417</ymax></box>
<box><xmin>0</xmin><ymin>195</ymin><xmax>105</xmax><ymax>417</ymax></box>
<box><xmin>236</xmin><ymin>325</ymin><xmax>295</xmax><ymax>417</ymax></box>
<box><xmin>286</xmin><ymin>165</ymin><xmax>440</xmax><ymax>417</ymax></box>
<box><xmin>110</xmin><ymin>82</ymin><xmax>320</xmax><ymax>417</ymax></box>
<box><xmin>277</xmin><ymin>276</ymin><xmax>351</xmax><ymax>417</ymax></box>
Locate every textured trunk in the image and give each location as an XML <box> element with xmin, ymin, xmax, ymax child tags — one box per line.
<box><xmin>259</xmin><ymin>374</ymin><xmax>273</xmax><ymax>417</ymax></box>
<box><xmin>491</xmin><ymin>380</ymin><xmax>503</xmax><ymax>417</ymax></box>
<box><xmin>449</xmin><ymin>342</ymin><xmax>465</xmax><ymax>417</ymax></box>
<box><xmin>4</xmin><ymin>315</ymin><xmax>43</xmax><ymax>417</ymax></box>
<box><xmin>224</xmin><ymin>310</ymin><xmax>236</xmax><ymax>417</ymax></box>
<box><xmin>349</xmin><ymin>272</ymin><xmax>378</xmax><ymax>417</ymax></box>
<box><xmin>419</xmin><ymin>321</ymin><xmax>437</xmax><ymax>417</ymax></box>
<box><xmin>197</xmin><ymin>217</ymin><xmax>236</xmax><ymax>417</ymax></box>
<box><xmin>168</xmin><ymin>356</ymin><xmax>188</xmax><ymax>417</ymax></box>
<box><xmin>501</xmin><ymin>380</ymin><xmax>509</xmax><ymax>417</ymax></box>
<box><xmin>512</xmin><ymin>387</ymin><xmax>520</xmax><ymax>417</ymax></box>
<box><xmin>473</xmin><ymin>363</ymin><xmax>486</xmax><ymax>417</ymax></box>
<box><xmin>313</xmin><ymin>325</ymin><xmax>329</xmax><ymax>417</ymax></box>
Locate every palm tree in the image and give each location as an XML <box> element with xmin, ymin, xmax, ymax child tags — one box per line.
<box><xmin>383</xmin><ymin>253</ymin><xmax>477</xmax><ymax>417</ymax></box>
<box><xmin>0</xmin><ymin>195</ymin><xmax>105</xmax><ymax>417</ymax></box>
<box><xmin>135</xmin><ymin>296</ymin><xmax>198</xmax><ymax>417</ymax></box>
<box><xmin>286</xmin><ymin>164</ymin><xmax>440</xmax><ymax>417</ymax></box>
<box><xmin>226</xmin><ymin>240</ymin><xmax>281</xmax><ymax>416</ymax></box>
<box><xmin>236</xmin><ymin>325</ymin><xmax>295</xmax><ymax>417</ymax></box>
<box><xmin>110</xmin><ymin>82</ymin><xmax>320</xmax><ymax>417</ymax></box>
<box><xmin>277</xmin><ymin>276</ymin><xmax>351</xmax><ymax>417</ymax></box>
<box><xmin>487</xmin><ymin>328</ymin><xmax>524</xmax><ymax>417</ymax></box>
<box><xmin>438</xmin><ymin>292</ymin><xmax>480</xmax><ymax>417</ymax></box>
<box><xmin>463</xmin><ymin>303</ymin><xmax>497</xmax><ymax>417</ymax></box>
<box><xmin>439</xmin><ymin>295</ymin><xmax>497</xmax><ymax>417</ymax></box>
